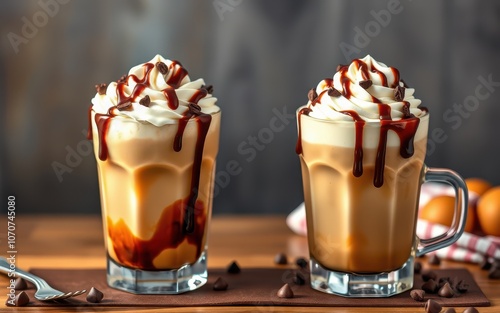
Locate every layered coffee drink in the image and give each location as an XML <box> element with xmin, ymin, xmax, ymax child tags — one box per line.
<box><xmin>297</xmin><ymin>55</ymin><xmax>428</xmax><ymax>273</ymax></box>
<box><xmin>88</xmin><ymin>55</ymin><xmax>220</xmax><ymax>293</ymax></box>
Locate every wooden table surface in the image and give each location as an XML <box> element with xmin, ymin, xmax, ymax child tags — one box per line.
<box><xmin>0</xmin><ymin>215</ymin><xmax>498</xmax><ymax>312</ymax></box>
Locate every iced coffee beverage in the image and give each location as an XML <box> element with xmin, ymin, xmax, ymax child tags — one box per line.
<box><xmin>88</xmin><ymin>55</ymin><xmax>220</xmax><ymax>294</ymax></box>
<box><xmin>296</xmin><ymin>55</ymin><xmax>468</xmax><ymax>297</ymax></box>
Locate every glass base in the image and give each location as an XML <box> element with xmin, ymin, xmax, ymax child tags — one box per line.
<box><xmin>309</xmin><ymin>256</ymin><xmax>414</xmax><ymax>297</ymax></box>
<box><xmin>107</xmin><ymin>250</ymin><xmax>207</xmax><ymax>294</ymax></box>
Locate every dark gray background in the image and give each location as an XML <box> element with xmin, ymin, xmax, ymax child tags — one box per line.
<box><xmin>1</xmin><ymin>0</ymin><xmax>500</xmax><ymax>215</ymax></box>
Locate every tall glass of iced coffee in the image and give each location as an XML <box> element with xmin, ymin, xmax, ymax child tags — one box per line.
<box><xmin>89</xmin><ymin>55</ymin><xmax>220</xmax><ymax>294</ymax></box>
<box><xmin>296</xmin><ymin>55</ymin><xmax>468</xmax><ymax>297</ymax></box>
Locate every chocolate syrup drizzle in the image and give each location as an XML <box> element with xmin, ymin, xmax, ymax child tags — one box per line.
<box><xmin>296</xmin><ymin>59</ymin><xmax>422</xmax><ymax>188</ymax></box>
<box><xmin>88</xmin><ymin>61</ymin><xmax>212</xmax><ymax>234</ymax></box>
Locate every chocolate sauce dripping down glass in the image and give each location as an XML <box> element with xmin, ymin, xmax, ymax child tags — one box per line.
<box><xmin>88</xmin><ymin>62</ymin><xmax>210</xmax><ymax>234</ymax></box>
<box><xmin>297</xmin><ymin>58</ymin><xmax>421</xmax><ymax>188</ymax></box>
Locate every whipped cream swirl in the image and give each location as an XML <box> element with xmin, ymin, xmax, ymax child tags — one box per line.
<box><xmin>306</xmin><ymin>55</ymin><xmax>424</xmax><ymax>122</ymax></box>
<box><xmin>91</xmin><ymin>54</ymin><xmax>219</xmax><ymax>126</ymax></box>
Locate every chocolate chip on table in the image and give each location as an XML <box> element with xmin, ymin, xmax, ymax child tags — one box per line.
<box><xmin>227</xmin><ymin>261</ymin><xmax>241</xmax><ymax>274</ymax></box>
<box><xmin>277</xmin><ymin>283</ymin><xmax>294</xmax><ymax>298</ymax></box>
<box><xmin>463</xmin><ymin>307</ymin><xmax>479</xmax><ymax>313</ymax></box>
<box><xmin>422</xmin><ymin>279</ymin><xmax>438</xmax><ymax>294</ymax></box>
<box><xmin>295</xmin><ymin>257</ymin><xmax>308</xmax><ymax>269</ymax></box>
<box><xmin>307</xmin><ymin>88</ymin><xmax>318</xmax><ymax>102</ymax></box>
<box><xmin>394</xmin><ymin>85</ymin><xmax>405</xmax><ymax>101</ymax></box>
<box><xmin>86</xmin><ymin>287</ymin><xmax>104</xmax><ymax>303</ymax></box>
<box><xmin>95</xmin><ymin>83</ymin><xmax>107</xmax><ymax>95</ymax></box>
<box><xmin>443</xmin><ymin>308</ymin><xmax>457</xmax><ymax>313</ymax></box>
<box><xmin>14</xmin><ymin>277</ymin><xmax>27</xmax><ymax>290</ymax></box>
<box><xmin>274</xmin><ymin>253</ymin><xmax>288</xmax><ymax>265</ymax></box>
<box><xmin>438</xmin><ymin>282</ymin><xmax>455</xmax><ymax>298</ymax></box>
<box><xmin>488</xmin><ymin>264</ymin><xmax>500</xmax><ymax>279</ymax></box>
<box><xmin>414</xmin><ymin>261</ymin><xmax>422</xmax><ymax>274</ymax></box>
<box><xmin>359</xmin><ymin>79</ymin><xmax>373</xmax><ymax>89</ymax></box>
<box><xmin>6</xmin><ymin>291</ymin><xmax>29</xmax><ymax>307</ymax></box>
<box><xmin>139</xmin><ymin>95</ymin><xmax>151</xmax><ymax>107</ymax></box>
<box><xmin>293</xmin><ymin>272</ymin><xmax>306</xmax><ymax>285</ymax></box>
<box><xmin>421</xmin><ymin>269</ymin><xmax>438</xmax><ymax>282</ymax></box>
<box><xmin>455</xmin><ymin>279</ymin><xmax>469</xmax><ymax>293</ymax></box>
<box><xmin>479</xmin><ymin>258</ymin><xmax>492</xmax><ymax>270</ymax></box>
<box><xmin>428</xmin><ymin>254</ymin><xmax>441</xmax><ymax>265</ymax></box>
<box><xmin>424</xmin><ymin>299</ymin><xmax>442</xmax><ymax>313</ymax></box>
<box><xmin>410</xmin><ymin>289</ymin><xmax>426</xmax><ymax>301</ymax></box>
<box><xmin>213</xmin><ymin>277</ymin><xmax>228</xmax><ymax>291</ymax></box>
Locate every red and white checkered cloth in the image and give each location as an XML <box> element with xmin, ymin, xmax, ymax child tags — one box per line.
<box><xmin>286</xmin><ymin>183</ymin><xmax>500</xmax><ymax>263</ymax></box>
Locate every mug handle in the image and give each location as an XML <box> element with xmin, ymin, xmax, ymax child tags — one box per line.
<box><xmin>416</xmin><ymin>165</ymin><xmax>469</xmax><ymax>257</ymax></box>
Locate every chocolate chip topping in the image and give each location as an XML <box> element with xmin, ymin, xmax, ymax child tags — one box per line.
<box><xmin>139</xmin><ymin>95</ymin><xmax>151</xmax><ymax>107</ymax></box>
<box><xmin>277</xmin><ymin>283</ymin><xmax>294</xmax><ymax>298</ymax></box>
<box><xmin>428</xmin><ymin>254</ymin><xmax>441</xmax><ymax>265</ymax></box>
<box><xmin>116</xmin><ymin>101</ymin><xmax>132</xmax><ymax>111</ymax></box>
<box><xmin>293</xmin><ymin>272</ymin><xmax>306</xmax><ymax>285</ymax></box>
<box><xmin>95</xmin><ymin>83</ymin><xmax>108</xmax><ymax>95</ymax></box>
<box><xmin>359</xmin><ymin>79</ymin><xmax>373</xmax><ymax>89</ymax></box>
<box><xmin>14</xmin><ymin>277</ymin><xmax>27</xmax><ymax>290</ymax></box>
<box><xmin>188</xmin><ymin>102</ymin><xmax>202</xmax><ymax>115</ymax></box>
<box><xmin>443</xmin><ymin>308</ymin><xmax>457</xmax><ymax>313</ymax></box>
<box><xmin>204</xmin><ymin>85</ymin><xmax>214</xmax><ymax>94</ymax></box>
<box><xmin>422</xmin><ymin>279</ymin><xmax>438</xmax><ymax>294</ymax></box>
<box><xmin>274</xmin><ymin>253</ymin><xmax>288</xmax><ymax>265</ymax></box>
<box><xmin>463</xmin><ymin>307</ymin><xmax>479</xmax><ymax>313</ymax></box>
<box><xmin>86</xmin><ymin>287</ymin><xmax>104</xmax><ymax>303</ymax></box>
<box><xmin>213</xmin><ymin>277</ymin><xmax>228</xmax><ymax>291</ymax></box>
<box><xmin>402</xmin><ymin>102</ymin><xmax>412</xmax><ymax>118</ymax></box>
<box><xmin>327</xmin><ymin>87</ymin><xmax>342</xmax><ymax>97</ymax></box>
<box><xmin>6</xmin><ymin>291</ymin><xmax>29</xmax><ymax>307</ymax></box>
<box><xmin>156</xmin><ymin>61</ymin><xmax>169</xmax><ymax>75</ymax></box>
<box><xmin>438</xmin><ymin>282</ymin><xmax>455</xmax><ymax>298</ymax></box>
<box><xmin>394</xmin><ymin>85</ymin><xmax>405</xmax><ymax>101</ymax></box>
<box><xmin>424</xmin><ymin>299</ymin><xmax>442</xmax><ymax>313</ymax></box>
<box><xmin>410</xmin><ymin>289</ymin><xmax>426</xmax><ymax>301</ymax></box>
<box><xmin>227</xmin><ymin>261</ymin><xmax>241</xmax><ymax>274</ymax></box>
<box><xmin>308</xmin><ymin>88</ymin><xmax>318</xmax><ymax>102</ymax></box>
<box><xmin>117</xmin><ymin>74</ymin><xmax>127</xmax><ymax>83</ymax></box>
<box><xmin>295</xmin><ymin>257</ymin><xmax>308</xmax><ymax>269</ymax></box>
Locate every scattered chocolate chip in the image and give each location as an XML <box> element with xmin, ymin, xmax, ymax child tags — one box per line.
<box><xmin>443</xmin><ymin>308</ymin><xmax>456</xmax><ymax>313</ymax></box>
<box><xmin>95</xmin><ymin>83</ymin><xmax>107</xmax><ymax>95</ymax></box>
<box><xmin>6</xmin><ymin>291</ymin><xmax>29</xmax><ymax>307</ymax></box>
<box><xmin>394</xmin><ymin>85</ymin><xmax>405</xmax><ymax>102</ymax></box>
<box><xmin>424</xmin><ymin>299</ymin><xmax>442</xmax><ymax>313</ymax></box>
<box><xmin>308</xmin><ymin>88</ymin><xmax>318</xmax><ymax>102</ymax></box>
<box><xmin>86</xmin><ymin>287</ymin><xmax>104</xmax><ymax>303</ymax></box>
<box><xmin>410</xmin><ymin>289</ymin><xmax>426</xmax><ymax>301</ymax></box>
<box><xmin>117</xmin><ymin>74</ymin><xmax>127</xmax><ymax>83</ymax></box>
<box><xmin>438</xmin><ymin>282</ymin><xmax>454</xmax><ymax>298</ymax></box>
<box><xmin>428</xmin><ymin>254</ymin><xmax>441</xmax><ymax>265</ymax></box>
<box><xmin>295</xmin><ymin>257</ymin><xmax>308</xmax><ymax>269</ymax></box>
<box><xmin>359</xmin><ymin>79</ymin><xmax>372</xmax><ymax>89</ymax></box>
<box><xmin>421</xmin><ymin>269</ymin><xmax>438</xmax><ymax>282</ymax></box>
<box><xmin>463</xmin><ymin>307</ymin><xmax>479</xmax><ymax>313</ymax></box>
<box><xmin>274</xmin><ymin>253</ymin><xmax>288</xmax><ymax>265</ymax></box>
<box><xmin>116</xmin><ymin>101</ymin><xmax>132</xmax><ymax>111</ymax></box>
<box><xmin>156</xmin><ymin>61</ymin><xmax>169</xmax><ymax>75</ymax></box>
<box><xmin>488</xmin><ymin>266</ymin><xmax>500</xmax><ymax>279</ymax></box>
<box><xmin>277</xmin><ymin>283</ymin><xmax>294</xmax><ymax>298</ymax></box>
<box><xmin>422</xmin><ymin>279</ymin><xmax>438</xmax><ymax>294</ymax></box>
<box><xmin>455</xmin><ymin>279</ymin><xmax>469</xmax><ymax>293</ymax></box>
<box><xmin>336</xmin><ymin>64</ymin><xmax>347</xmax><ymax>72</ymax></box>
<box><xmin>327</xmin><ymin>87</ymin><xmax>342</xmax><ymax>97</ymax></box>
<box><xmin>204</xmin><ymin>85</ymin><xmax>214</xmax><ymax>94</ymax></box>
<box><xmin>414</xmin><ymin>261</ymin><xmax>422</xmax><ymax>274</ymax></box>
<box><xmin>14</xmin><ymin>277</ymin><xmax>27</xmax><ymax>290</ymax></box>
<box><xmin>293</xmin><ymin>272</ymin><xmax>306</xmax><ymax>285</ymax></box>
<box><xmin>227</xmin><ymin>261</ymin><xmax>241</xmax><ymax>274</ymax></box>
<box><xmin>188</xmin><ymin>102</ymin><xmax>202</xmax><ymax>115</ymax></box>
<box><xmin>213</xmin><ymin>277</ymin><xmax>228</xmax><ymax>291</ymax></box>
<box><xmin>139</xmin><ymin>95</ymin><xmax>151</xmax><ymax>107</ymax></box>
<box><xmin>400</xmin><ymin>79</ymin><xmax>409</xmax><ymax>88</ymax></box>
<box><xmin>479</xmin><ymin>258</ymin><xmax>492</xmax><ymax>270</ymax></box>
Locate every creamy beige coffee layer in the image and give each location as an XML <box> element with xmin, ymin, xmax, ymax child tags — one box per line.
<box><xmin>300</xmin><ymin>135</ymin><xmax>426</xmax><ymax>273</ymax></box>
<box><xmin>92</xmin><ymin>112</ymin><xmax>220</xmax><ymax>270</ymax></box>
